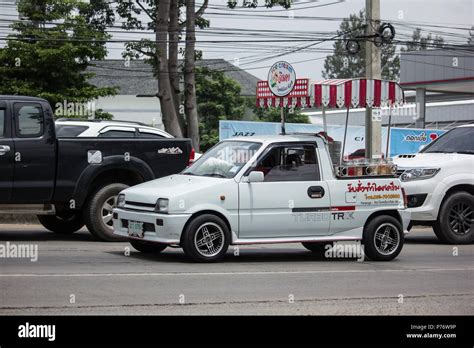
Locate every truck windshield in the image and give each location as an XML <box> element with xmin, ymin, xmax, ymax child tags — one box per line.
<box><xmin>421</xmin><ymin>127</ymin><xmax>474</xmax><ymax>154</ymax></box>
<box><xmin>183</xmin><ymin>141</ymin><xmax>262</xmax><ymax>178</ymax></box>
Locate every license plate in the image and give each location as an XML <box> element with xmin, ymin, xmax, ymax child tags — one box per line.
<box><xmin>128</xmin><ymin>221</ymin><xmax>144</xmax><ymax>238</ymax></box>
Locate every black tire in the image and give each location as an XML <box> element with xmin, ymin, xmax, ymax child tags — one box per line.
<box><xmin>130</xmin><ymin>239</ymin><xmax>167</xmax><ymax>253</ymax></box>
<box><xmin>433</xmin><ymin>191</ymin><xmax>474</xmax><ymax>244</ymax></box>
<box><xmin>83</xmin><ymin>183</ymin><xmax>129</xmax><ymax>242</ymax></box>
<box><xmin>301</xmin><ymin>242</ymin><xmax>333</xmax><ymax>253</ymax></box>
<box><xmin>181</xmin><ymin>214</ymin><xmax>230</xmax><ymax>262</ymax></box>
<box><xmin>362</xmin><ymin>215</ymin><xmax>404</xmax><ymax>261</ymax></box>
<box><xmin>37</xmin><ymin>212</ymin><xmax>84</xmax><ymax>234</ymax></box>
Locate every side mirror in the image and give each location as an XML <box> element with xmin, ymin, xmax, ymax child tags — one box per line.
<box><xmin>247</xmin><ymin>171</ymin><xmax>264</xmax><ymax>183</ymax></box>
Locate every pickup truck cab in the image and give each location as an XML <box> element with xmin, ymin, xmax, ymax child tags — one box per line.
<box><xmin>0</xmin><ymin>96</ymin><xmax>193</xmax><ymax>241</ymax></box>
<box><xmin>394</xmin><ymin>125</ymin><xmax>474</xmax><ymax>244</ymax></box>
<box><xmin>113</xmin><ymin>134</ymin><xmax>410</xmax><ymax>262</ymax></box>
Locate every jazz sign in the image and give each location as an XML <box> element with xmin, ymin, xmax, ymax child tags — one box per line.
<box><xmin>267</xmin><ymin>61</ymin><xmax>296</xmax><ymax>97</ymax></box>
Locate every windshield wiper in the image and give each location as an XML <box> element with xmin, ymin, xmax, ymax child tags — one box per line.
<box><xmin>181</xmin><ymin>172</ymin><xmax>197</xmax><ymax>176</ymax></box>
<box><xmin>454</xmin><ymin>151</ymin><xmax>474</xmax><ymax>155</ymax></box>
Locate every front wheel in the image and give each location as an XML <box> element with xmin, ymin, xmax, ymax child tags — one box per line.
<box><xmin>181</xmin><ymin>214</ymin><xmax>230</xmax><ymax>262</ymax></box>
<box><xmin>362</xmin><ymin>215</ymin><xmax>404</xmax><ymax>261</ymax></box>
<box><xmin>130</xmin><ymin>240</ymin><xmax>167</xmax><ymax>253</ymax></box>
<box><xmin>433</xmin><ymin>191</ymin><xmax>473</xmax><ymax>244</ymax></box>
<box><xmin>37</xmin><ymin>213</ymin><xmax>84</xmax><ymax>234</ymax></box>
<box><xmin>83</xmin><ymin>183</ymin><xmax>129</xmax><ymax>242</ymax></box>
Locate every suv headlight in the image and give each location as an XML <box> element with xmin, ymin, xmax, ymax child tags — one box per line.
<box><xmin>155</xmin><ymin>198</ymin><xmax>169</xmax><ymax>213</ymax></box>
<box><xmin>400</xmin><ymin>168</ymin><xmax>440</xmax><ymax>182</ymax></box>
<box><xmin>117</xmin><ymin>194</ymin><xmax>126</xmax><ymax>208</ymax></box>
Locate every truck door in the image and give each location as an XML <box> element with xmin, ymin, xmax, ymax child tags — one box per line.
<box><xmin>0</xmin><ymin>102</ymin><xmax>14</xmax><ymax>202</ymax></box>
<box><xmin>11</xmin><ymin>101</ymin><xmax>56</xmax><ymax>203</ymax></box>
<box><xmin>238</xmin><ymin>143</ymin><xmax>331</xmax><ymax>238</ymax></box>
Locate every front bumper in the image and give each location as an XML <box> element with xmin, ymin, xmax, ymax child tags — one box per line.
<box><xmin>113</xmin><ymin>208</ymin><xmax>191</xmax><ymax>244</ymax></box>
<box><xmin>401</xmin><ymin>178</ymin><xmax>446</xmax><ymax>221</ymax></box>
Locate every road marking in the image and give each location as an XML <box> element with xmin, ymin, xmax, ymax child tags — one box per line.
<box><xmin>0</xmin><ymin>268</ymin><xmax>473</xmax><ymax>277</ymax></box>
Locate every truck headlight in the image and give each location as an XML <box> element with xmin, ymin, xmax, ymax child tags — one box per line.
<box><xmin>117</xmin><ymin>194</ymin><xmax>126</xmax><ymax>208</ymax></box>
<box><xmin>155</xmin><ymin>198</ymin><xmax>169</xmax><ymax>213</ymax></box>
<box><xmin>400</xmin><ymin>168</ymin><xmax>440</xmax><ymax>182</ymax></box>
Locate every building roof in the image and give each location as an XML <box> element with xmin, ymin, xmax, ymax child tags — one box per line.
<box><xmin>87</xmin><ymin>59</ymin><xmax>259</xmax><ymax>97</ymax></box>
<box><xmin>400</xmin><ymin>48</ymin><xmax>474</xmax><ymax>94</ymax></box>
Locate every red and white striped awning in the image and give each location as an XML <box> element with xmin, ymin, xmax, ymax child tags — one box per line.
<box><xmin>312</xmin><ymin>78</ymin><xmax>404</xmax><ymax>108</ymax></box>
<box><xmin>256</xmin><ymin>78</ymin><xmax>404</xmax><ymax>109</ymax></box>
<box><xmin>256</xmin><ymin>78</ymin><xmax>312</xmax><ymax>108</ymax></box>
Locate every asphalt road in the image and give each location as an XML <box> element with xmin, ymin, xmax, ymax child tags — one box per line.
<box><xmin>0</xmin><ymin>224</ymin><xmax>473</xmax><ymax>315</ymax></box>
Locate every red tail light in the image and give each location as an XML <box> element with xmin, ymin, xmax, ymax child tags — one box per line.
<box><xmin>401</xmin><ymin>187</ymin><xmax>408</xmax><ymax>208</ymax></box>
<box><xmin>188</xmin><ymin>147</ymin><xmax>195</xmax><ymax>166</ymax></box>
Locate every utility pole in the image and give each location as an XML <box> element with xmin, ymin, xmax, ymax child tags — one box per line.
<box><xmin>365</xmin><ymin>0</ymin><xmax>382</xmax><ymax>159</ymax></box>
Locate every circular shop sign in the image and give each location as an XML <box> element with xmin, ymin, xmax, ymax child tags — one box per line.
<box><xmin>267</xmin><ymin>61</ymin><xmax>297</xmax><ymax>97</ymax></box>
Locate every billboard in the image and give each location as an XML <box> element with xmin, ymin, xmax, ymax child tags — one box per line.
<box><xmin>219</xmin><ymin>120</ymin><xmax>445</xmax><ymax>157</ymax></box>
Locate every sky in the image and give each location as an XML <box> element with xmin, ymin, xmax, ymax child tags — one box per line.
<box><xmin>1</xmin><ymin>0</ymin><xmax>473</xmax><ymax>82</ymax></box>
<box><xmin>192</xmin><ymin>0</ymin><xmax>473</xmax><ymax>80</ymax></box>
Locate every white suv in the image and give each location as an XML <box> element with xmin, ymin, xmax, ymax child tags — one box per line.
<box><xmin>113</xmin><ymin>134</ymin><xmax>410</xmax><ymax>262</ymax></box>
<box><xmin>55</xmin><ymin>119</ymin><xmax>173</xmax><ymax>138</ymax></box>
<box><xmin>394</xmin><ymin>125</ymin><xmax>474</xmax><ymax>244</ymax></box>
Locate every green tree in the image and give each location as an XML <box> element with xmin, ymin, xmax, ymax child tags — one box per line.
<box><xmin>253</xmin><ymin>105</ymin><xmax>310</xmax><ymax>124</ymax></box>
<box><xmin>196</xmin><ymin>68</ymin><xmax>245</xmax><ymax>151</ymax></box>
<box><xmin>0</xmin><ymin>0</ymin><xmax>117</xmax><ymax>119</ymax></box>
<box><xmin>401</xmin><ymin>28</ymin><xmax>444</xmax><ymax>52</ymax></box>
<box><xmin>118</xmin><ymin>0</ymin><xmax>209</xmax><ymax>144</ymax></box>
<box><xmin>322</xmin><ymin>10</ymin><xmax>400</xmax><ymax>80</ymax></box>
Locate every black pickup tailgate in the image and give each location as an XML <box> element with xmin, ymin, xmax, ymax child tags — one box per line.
<box><xmin>53</xmin><ymin>137</ymin><xmax>192</xmax><ymax>205</ymax></box>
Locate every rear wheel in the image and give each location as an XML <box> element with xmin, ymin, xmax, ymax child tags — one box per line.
<box><xmin>37</xmin><ymin>212</ymin><xmax>84</xmax><ymax>234</ymax></box>
<box><xmin>130</xmin><ymin>240</ymin><xmax>167</xmax><ymax>253</ymax></box>
<box><xmin>181</xmin><ymin>214</ymin><xmax>230</xmax><ymax>262</ymax></box>
<box><xmin>84</xmin><ymin>183</ymin><xmax>129</xmax><ymax>242</ymax></box>
<box><xmin>301</xmin><ymin>242</ymin><xmax>333</xmax><ymax>253</ymax></box>
<box><xmin>362</xmin><ymin>215</ymin><xmax>404</xmax><ymax>261</ymax></box>
<box><xmin>433</xmin><ymin>192</ymin><xmax>474</xmax><ymax>244</ymax></box>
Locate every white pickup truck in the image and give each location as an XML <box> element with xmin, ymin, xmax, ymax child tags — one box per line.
<box><xmin>113</xmin><ymin>134</ymin><xmax>410</xmax><ymax>262</ymax></box>
<box><xmin>394</xmin><ymin>125</ymin><xmax>474</xmax><ymax>244</ymax></box>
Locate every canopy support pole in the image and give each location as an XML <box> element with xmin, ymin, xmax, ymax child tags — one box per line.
<box><xmin>340</xmin><ymin>106</ymin><xmax>350</xmax><ymax>165</ymax></box>
<box><xmin>322</xmin><ymin>105</ymin><xmax>327</xmax><ymax>134</ymax></box>
<box><xmin>385</xmin><ymin>104</ymin><xmax>392</xmax><ymax>159</ymax></box>
<box><xmin>280</xmin><ymin>106</ymin><xmax>286</xmax><ymax>135</ymax></box>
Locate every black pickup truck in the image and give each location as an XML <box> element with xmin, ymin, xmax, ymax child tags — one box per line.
<box><xmin>0</xmin><ymin>96</ymin><xmax>193</xmax><ymax>241</ymax></box>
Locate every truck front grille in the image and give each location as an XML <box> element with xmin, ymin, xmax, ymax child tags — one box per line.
<box><xmin>124</xmin><ymin>200</ymin><xmax>156</xmax><ymax>212</ymax></box>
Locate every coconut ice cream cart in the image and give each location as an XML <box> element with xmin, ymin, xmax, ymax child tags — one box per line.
<box><xmin>256</xmin><ymin>77</ymin><xmax>405</xmax><ymax>178</ymax></box>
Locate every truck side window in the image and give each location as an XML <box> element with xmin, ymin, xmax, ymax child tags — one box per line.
<box><xmin>14</xmin><ymin>103</ymin><xmax>44</xmax><ymax>137</ymax></box>
<box><xmin>98</xmin><ymin>130</ymin><xmax>136</xmax><ymax>138</ymax></box>
<box><xmin>0</xmin><ymin>109</ymin><xmax>4</xmax><ymax>137</ymax></box>
<box><xmin>254</xmin><ymin>144</ymin><xmax>320</xmax><ymax>182</ymax></box>
<box><xmin>138</xmin><ymin>131</ymin><xmax>165</xmax><ymax>138</ymax></box>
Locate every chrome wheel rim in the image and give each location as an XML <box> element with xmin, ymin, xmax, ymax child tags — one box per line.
<box><xmin>448</xmin><ymin>202</ymin><xmax>472</xmax><ymax>235</ymax></box>
<box><xmin>194</xmin><ymin>222</ymin><xmax>225</xmax><ymax>257</ymax></box>
<box><xmin>101</xmin><ymin>195</ymin><xmax>117</xmax><ymax>229</ymax></box>
<box><xmin>374</xmin><ymin>223</ymin><xmax>400</xmax><ymax>256</ymax></box>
